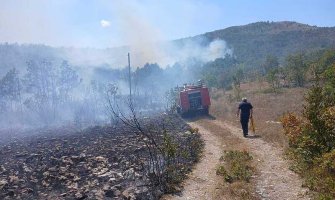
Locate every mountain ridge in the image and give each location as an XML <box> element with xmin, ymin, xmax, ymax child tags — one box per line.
<box><xmin>187</xmin><ymin>21</ymin><xmax>335</xmax><ymax>66</ymax></box>
<box><xmin>1</xmin><ymin>21</ymin><xmax>335</xmax><ymax>75</ymax></box>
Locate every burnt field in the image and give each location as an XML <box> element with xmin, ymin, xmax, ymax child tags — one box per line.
<box><xmin>0</xmin><ymin>114</ymin><xmax>203</xmax><ymax>199</ymax></box>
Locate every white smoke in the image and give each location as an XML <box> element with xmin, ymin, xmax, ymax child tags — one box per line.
<box><xmin>64</xmin><ymin>1</ymin><xmax>232</xmax><ymax>69</ymax></box>
<box><xmin>160</xmin><ymin>38</ymin><xmax>232</xmax><ymax>67</ymax></box>
<box><xmin>65</xmin><ymin>38</ymin><xmax>232</xmax><ymax>70</ymax></box>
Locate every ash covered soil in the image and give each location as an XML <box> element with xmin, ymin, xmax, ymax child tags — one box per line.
<box><xmin>0</xmin><ymin>114</ymin><xmax>203</xmax><ymax>199</ymax></box>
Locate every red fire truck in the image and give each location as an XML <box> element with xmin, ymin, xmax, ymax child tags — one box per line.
<box><xmin>176</xmin><ymin>81</ymin><xmax>211</xmax><ymax>116</ymax></box>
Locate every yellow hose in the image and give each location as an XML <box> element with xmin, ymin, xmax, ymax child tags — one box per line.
<box><xmin>250</xmin><ymin>117</ymin><xmax>255</xmax><ymax>133</ymax></box>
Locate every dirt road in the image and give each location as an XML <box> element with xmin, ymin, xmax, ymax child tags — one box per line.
<box><xmin>162</xmin><ymin>119</ymin><xmax>223</xmax><ymax>200</ymax></box>
<box><xmin>162</xmin><ymin>117</ymin><xmax>310</xmax><ymax>200</ymax></box>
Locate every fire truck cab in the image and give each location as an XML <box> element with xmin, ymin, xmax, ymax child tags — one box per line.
<box><xmin>177</xmin><ymin>81</ymin><xmax>211</xmax><ymax>116</ymax></box>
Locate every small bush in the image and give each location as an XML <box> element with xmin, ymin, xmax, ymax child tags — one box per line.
<box><xmin>188</xmin><ymin>127</ymin><xmax>199</xmax><ymax>134</ymax></box>
<box><xmin>216</xmin><ymin>166</ymin><xmax>232</xmax><ymax>183</ymax></box>
<box><xmin>217</xmin><ymin>150</ymin><xmax>253</xmax><ymax>183</ymax></box>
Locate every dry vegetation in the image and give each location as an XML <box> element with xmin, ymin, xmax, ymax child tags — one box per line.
<box><xmin>210</xmin><ymin>81</ymin><xmax>306</xmax><ymax>147</ymax></box>
<box><xmin>216</xmin><ymin>150</ymin><xmax>255</xmax><ymax>199</ymax></box>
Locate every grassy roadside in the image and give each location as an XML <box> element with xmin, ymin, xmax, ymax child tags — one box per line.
<box><xmin>208</xmin><ymin>83</ymin><xmax>308</xmax><ymax>199</ymax></box>
<box><xmin>210</xmin><ymin>83</ymin><xmax>306</xmax><ymax>148</ymax></box>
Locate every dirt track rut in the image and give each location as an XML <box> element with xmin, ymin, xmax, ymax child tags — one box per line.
<box><xmin>162</xmin><ymin>117</ymin><xmax>310</xmax><ymax>200</ymax></box>
<box><xmin>162</xmin><ymin>121</ymin><xmax>222</xmax><ymax>199</ymax></box>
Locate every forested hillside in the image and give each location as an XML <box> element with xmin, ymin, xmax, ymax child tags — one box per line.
<box><xmin>2</xmin><ymin>21</ymin><xmax>335</xmax><ymax>75</ymax></box>
<box><xmin>189</xmin><ymin>21</ymin><xmax>335</xmax><ymax>67</ymax></box>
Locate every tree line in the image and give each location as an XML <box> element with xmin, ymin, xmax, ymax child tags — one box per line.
<box><xmin>1</xmin><ymin>44</ymin><xmax>334</xmax><ymax>128</ymax></box>
<box><xmin>280</xmin><ymin>49</ymin><xmax>335</xmax><ymax>198</ymax></box>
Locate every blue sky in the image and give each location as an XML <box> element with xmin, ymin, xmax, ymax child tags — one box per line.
<box><xmin>0</xmin><ymin>0</ymin><xmax>334</xmax><ymax>48</ymax></box>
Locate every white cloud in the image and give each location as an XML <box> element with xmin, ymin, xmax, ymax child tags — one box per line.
<box><xmin>100</xmin><ymin>19</ymin><xmax>111</xmax><ymax>28</ymax></box>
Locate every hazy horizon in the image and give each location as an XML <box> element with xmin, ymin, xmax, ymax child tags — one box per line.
<box><xmin>1</xmin><ymin>0</ymin><xmax>335</xmax><ymax>49</ymax></box>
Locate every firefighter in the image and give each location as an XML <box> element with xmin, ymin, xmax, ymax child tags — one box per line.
<box><xmin>237</xmin><ymin>97</ymin><xmax>253</xmax><ymax>137</ymax></box>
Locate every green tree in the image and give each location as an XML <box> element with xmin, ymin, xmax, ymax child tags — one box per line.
<box><xmin>232</xmin><ymin>68</ymin><xmax>244</xmax><ymax>87</ymax></box>
<box><xmin>285</xmin><ymin>53</ymin><xmax>307</xmax><ymax>87</ymax></box>
<box><xmin>261</xmin><ymin>55</ymin><xmax>279</xmax><ymax>75</ymax></box>
<box><xmin>200</xmin><ymin>56</ymin><xmax>238</xmax><ymax>89</ymax></box>
<box><xmin>266</xmin><ymin>68</ymin><xmax>280</xmax><ymax>91</ymax></box>
<box><xmin>232</xmin><ymin>68</ymin><xmax>244</xmax><ymax>100</ymax></box>
<box><xmin>303</xmin><ymin>61</ymin><xmax>335</xmax><ymax>153</ymax></box>
<box><xmin>281</xmin><ymin>51</ymin><xmax>335</xmax><ymax>159</ymax></box>
<box><xmin>0</xmin><ymin>68</ymin><xmax>21</xmax><ymax>111</ymax></box>
<box><xmin>58</xmin><ymin>61</ymin><xmax>79</xmax><ymax>102</ymax></box>
<box><xmin>317</xmin><ymin>50</ymin><xmax>335</xmax><ymax>74</ymax></box>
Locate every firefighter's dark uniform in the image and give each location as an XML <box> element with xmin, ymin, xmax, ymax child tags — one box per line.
<box><xmin>238</xmin><ymin>101</ymin><xmax>253</xmax><ymax>137</ymax></box>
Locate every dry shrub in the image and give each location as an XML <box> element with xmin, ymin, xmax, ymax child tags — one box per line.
<box><xmin>302</xmin><ymin>150</ymin><xmax>335</xmax><ymax>199</ymax></box>
<box><xmin>280</xmin><ymin>113</ymin><xmax>303</xmax><ymax>146</ymax></box>
<box><xmin>223</xmin><ymin>150</ymin><xmax>253</xmax><ymax>182</ymax></box>
<box><xmin>215</xmin><ymin>150</ymin><xmax>255</xmax><ymax>200</ymax></box>
<box><xmin>217</xmin><ymin>150</ymin><xmax>253</xmax><ymax>183</ymax></box>
<box><xmin>188</xmin><ymin>127</ymin><xmax>199</xmax><ymax>134</ymax></box>
<box><xmin>228</xmin><ymin>181</ymin><xmax>255</xmax><ymax>200</ymax></box>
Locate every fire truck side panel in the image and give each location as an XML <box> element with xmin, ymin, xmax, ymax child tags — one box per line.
<box><xmin>200</xmin><ymin>88</ymin><xmax>211</xmax><ymax>107</ymax></box>
<box><xmin>180</xmin><ymin>91</ymin><xmax>190</xmax><ymax>111</ymax></box>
